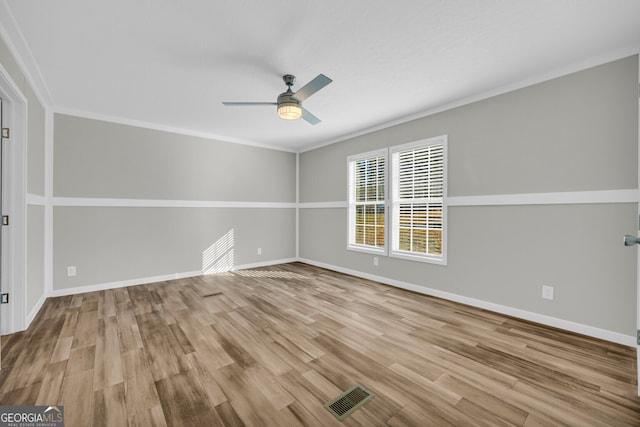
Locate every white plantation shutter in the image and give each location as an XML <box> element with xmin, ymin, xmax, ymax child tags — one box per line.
<box><xmin>347</xmin><ymin>149</ymin><xmax>387</xmax><ymax>254</ymax></box>
<box><xmin>391</xmin><ymin>136</ymin><xmax>447</xmax><ymax>264</ymax></box>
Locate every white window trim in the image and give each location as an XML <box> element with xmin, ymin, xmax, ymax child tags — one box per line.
<box><xmin>390</xmin><ymin>136</ymin><xmax>448</xmax><ymax>266</ymax></box>
<box><xmin>347</xmin><ymin>148</ymin><xmax>388</xmax><ymax>256</ymax></box>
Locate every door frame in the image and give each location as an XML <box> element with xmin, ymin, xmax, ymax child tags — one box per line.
<box><xmin>636</xmin><ymin>55</ymin><xmax>640</xmax><ymax>397</ymax></box>
<box><xmin>0</xmin><ymin>63</ymin><xmax>27</xmax><ymax>335</ymax></box>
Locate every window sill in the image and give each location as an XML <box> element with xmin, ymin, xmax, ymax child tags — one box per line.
<box><xmin>390</xmin><ymin>251</ymin><xmax>447</xmax><ymax>266</ymax></box>
<box><xmin>347</xmin><ymin>245</ymin><xmax>387</xmax><ymax>256</ymax></box>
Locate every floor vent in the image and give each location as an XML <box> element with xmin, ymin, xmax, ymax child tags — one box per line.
<box><xmin>325</xmin><ymin>384</ymin><xmax>374</xmax><ymax>421</ymax></box>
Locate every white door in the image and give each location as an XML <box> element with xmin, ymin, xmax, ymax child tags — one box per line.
<box><xmin>625</xmin><ymin>59</ymin><xmax>640</xmax><ymax>397</ymax></box>
<box><xmin>0</xmin><ymin>96</ymin><xmax>3</xmax><ymax>369</ymax></box>
<box><xmin>0</xmin><ymin>96</ymin><xmax>3</xmax><ymax>330</ymax></box>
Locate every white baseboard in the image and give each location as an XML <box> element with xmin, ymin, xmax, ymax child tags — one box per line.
<box><xmin>297</xmin><ymin>258</ymin><xmax>636</xmax><ymax>347</ymax></box>
<box><xmin>49</xmin><ymin>270</ymin><xmax>204</xmax><ymax>297</ymax></box>
<box><xmin>229</xmin><ymin>258</ymin><xmax>298</xmax><ymax>271</ymax></box>
<box><xmin>48</xmin><ymin>257</ymin><xmax>298</xmax><ymax>297</ymax></box>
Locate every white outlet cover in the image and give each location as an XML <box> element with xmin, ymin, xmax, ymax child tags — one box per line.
<box><xmin>67</xmin><ymin>266</ymin><xmax>77</xmax><ymax>277</ymax></box>
<box><xmin>542</xmin><ymin>285</ymin><xmax>554</xmax><ymax>300</ymax></box>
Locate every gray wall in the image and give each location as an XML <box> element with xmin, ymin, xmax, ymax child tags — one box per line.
<box><xmin>53</xmin><ymin>206</ymin><xmax>295</xmax><ymax>289</ymax></box>
<box><xmin>52</xmin><ymin>115</ymin><xmax>297</xmax><ymax>291</ymax></box>
<box><xmin>54</xmin><ymin>115</ymin><xmax>295</xmax><ymax>202</ymax></box>
<box><xmin>27</xmin><ymin>205</ymin><xmax>45</xmax><ymax>308</ymax></box>
<box><xmin>299</xmin><ymin>55</ymin><xmax>639</xmax><ymax>336</ymax></box>
<box><xmin>0</xmin><ymin>34</ymin><xmax>46</xmax><ymax>315</ymax></box>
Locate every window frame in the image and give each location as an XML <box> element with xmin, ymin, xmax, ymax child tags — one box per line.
<box><xmin>390</xmin><ymin>136</ymin><xmax>447</xmax><ymax>265</ymax></box>
<box><xmin>346</xmin><ymin>148</ymin><xmax>388</xmax><ymax>255</ymax></box>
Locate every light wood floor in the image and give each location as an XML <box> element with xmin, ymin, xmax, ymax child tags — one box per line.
<box><xmin>1</xmin><ymin>262</ymin><xmax>638</xmax><ymax>426</ymax></box>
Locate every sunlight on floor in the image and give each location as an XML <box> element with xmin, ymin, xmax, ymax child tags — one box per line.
<box><xmin>234</xmin><ymin>270</ymin><xmax>307</xmax><ymax>279</ymax></box>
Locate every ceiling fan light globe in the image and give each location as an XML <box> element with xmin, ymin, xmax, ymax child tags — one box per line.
<box><xmin>278</xmin><ymin>103</ymin><xmax>302</xmax><ymax>120</ymax></box>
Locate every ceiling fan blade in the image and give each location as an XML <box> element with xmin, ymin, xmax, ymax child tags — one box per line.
<box><xmin>222</xmin><ymin>102</ymin><xmax>276</xmax><ymax>106</ymax></box>
<box><xmin>292</xmin><ymin>74</ymin><xmax>332</xmax><ymax>102</ymax></box>
<box><xmin>301</xmin><ymin>107</ymin><xmax>321</xmax><ymax>125</ymax></box>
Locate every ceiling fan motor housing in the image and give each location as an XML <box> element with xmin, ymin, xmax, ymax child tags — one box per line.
<box><xmin>277</xmin><ymin>89</ymin><xmax>302</xmax><ymax>120</ymax></box>
<box><xmin>277</xmin><ymin>89</ymin><xmax>300</xmax><ymax>106</ymax></box>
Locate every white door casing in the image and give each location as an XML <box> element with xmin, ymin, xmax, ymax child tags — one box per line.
<box><xmin>636</xmin><ymin>58</ymin><xmax>640</xmax><ymax>397</ymax></box>
<box><xmin>0</xmin><ymin>63</ymin><xmax>28</xmax><ymax>335</ymax></box>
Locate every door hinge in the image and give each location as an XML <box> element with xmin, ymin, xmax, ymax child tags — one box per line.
<box><xmin>1</xmin><ymin>128</ymin><xmax>9</xmax><ymax>139</ymax></box>
<box><xmin>2</xmin><ymin>215</ymin><xmax>8</xmax><ymax>226</ymax></box>
<box><xmin>0</xmin><ymin>293</ymin><xmax>8</xmax><ymax>304</ymax></box>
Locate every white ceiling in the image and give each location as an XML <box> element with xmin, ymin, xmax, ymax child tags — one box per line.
<box><xmin>2</xmin><ymin>1</ymin><xmax>640</xmax><ymax>152</ymax></box>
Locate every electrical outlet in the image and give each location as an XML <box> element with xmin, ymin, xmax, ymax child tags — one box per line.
<box><xmin>542</xmin><ymin>285</ymin><xmax>554</xmax><ymax>300</ymax></box>
<box><xmin>373</xmin><ymin>257</ymin><xmax>379</xmax><ymax>266</ymax></box>
<box><xmin>1</xmin><ymin>293</ymin><xmax>8</xmax><ymax>304</ymax></box>
<box><xmin>67</xmin><ymin>266</ymin><xmax>77</xmax><ymax>277</ymax></box>
<box><xmin>257</xmin><ymin>248</ymin><xmax>262</xmax><ymax>255</ymax></box>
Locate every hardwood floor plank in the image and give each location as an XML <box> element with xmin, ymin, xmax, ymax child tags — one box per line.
<box><xmin>213</xmin><ymin>362</ymin><xmax>283</xmax><ymax>427</ymax></box>
<box><xmin>93</xmin><ymin>316</ymin><xmax>124</xmax><ymax>390</ymax></box>
<box><xmin>0</xmin><ymin>331</ymin><xmax>28</xmax><ymax>368</ymax></box>
<box><xmin>128</xmin><ymin>405</ymin><xmax>168</xmax><ymax>427</ymax></box>
<box><xmin>183</xmin><ymin>353</ymin><xmax>228</xmax><ymax>406</ymax></box>
<box><xmin>71</xmin><ymin>309</ymin><xmax>98</xmax><ymax>349</ymax></box>
<box><xmin>386</xmin><ymin>401</ymin><xmax>457</xmax><ymax>427</ymax></box>
<box><xmin>116</xmin><ymin>302</ymin><xmax>144</xmax><ymax>353</ymax></box>
<box><xmin>121</xmin><ymin>348</ymin><xmax>163</xmax><ymax>416</ymax></box>
<box><xmin>214</xmin><ymin>401</ymin><xmax>246</xmax><ymax>427</ymax></box>
<box><xmin>35</xmin><ymin>360</ymin><xmax>67</xmax><ymax>405</ymax></box>
<box><xmin>101</xmin><ymin>289</ymin><xmax>117</xmax><ymax>318</ymax></box>
<box><xmin>136</xmin><ymin>310</ymin><xmax>186</xmax><ymax>381</ymax></box>
<box><xmin>65</xmin><ymin>345</ymin><xmax>95</xmax><ymax>375</ymax></box>
<box><xmin>170</xmin><ymin>309</ymin><xmax>234</xmax><ymax>370</ymax></box>
<box><xmin>0</xmin><ymin>382</ymin><xmax>41</xmax><ymax>406</ymax></box>
<box><xmin>220</xmin><ymin>311</ymin><xmax>293</xmax><ymax>376</ymax></box>
<box><xmin>1</xmin><ymin>262</ymin><xmax>638</xmax><ymax>425</ymax></box>
<box><xmin>61</xmin><ymin>369</ymin><xmax>94</xmax><ymax>427</ymax></box>
<box><xmin>436</xmin><ymin>373</ymin><xmax>528</xmax><ymax>425</ymax></box>
<box><xmin>92</xmin><ymin>382</ymin><xmax>128</xmax><ymax>427</ymax></box>
<box><xmin>388</xmin><ymin>363</ymin><xmax>460</xmax><ymax>405</ymax></box>
<box><xmin>4</xmin><ymin>314</ymin><xmax>65</xmax><ymax>391</ymax></box>
<box><xmin>154</xmin><ymin>370</ymin><xmax>225</xmax><ymax>427</ymax></box>
<box><xmin>49</xmin><ymin>336</ymin><xmax>73</xmax><ymax>363</ymax></box>
<box><xmin>209</xmin><ymin>322</ymin><xmax>258</xmax><ymax>369</ymax></box>
<box><xmin>245</xmin><ymin>366</ymin><xmax>295</xmax><ymax>410</ymax></box>
<box><xmin>57</xmin><ymin>310</ymin><xmax>80</xmax><ymax>343</ymax></box>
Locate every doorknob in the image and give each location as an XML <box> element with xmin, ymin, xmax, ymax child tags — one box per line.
<box><xmin>624</xmin><ymin>235</ymin><xmax>640</xmax><ymax>246</ymax></box>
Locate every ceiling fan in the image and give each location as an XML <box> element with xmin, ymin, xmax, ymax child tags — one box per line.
<box><xmin>222</xmin><ymin>74</ymin><xmax>332</xmax><ymax>125</ymax></box>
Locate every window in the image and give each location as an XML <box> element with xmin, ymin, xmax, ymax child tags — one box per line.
<box><xmin>347</xmin><ymin>149</ymin><xmax>387</xmax><ymax>254</ymax></box>
<box><xmin>391</xmin><ymin>136</ymin><xmax>447</xmax><ymax>264</ymax></box>
<box><xmin>347</xmin><ymin>136</ymin><xmax>446</xmax><ymax>264</ymax></box>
